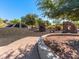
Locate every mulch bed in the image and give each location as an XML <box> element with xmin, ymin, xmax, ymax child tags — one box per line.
<box><xmin>44</xmin><ymin>34</ymin><xmax>79</xmax><ymax>59</ymax></box>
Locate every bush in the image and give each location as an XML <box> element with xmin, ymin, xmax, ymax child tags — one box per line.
<box><xmin>0</xmin><ymin>23</ymin><xmax>7</xmax><ymax>28</ymax></box>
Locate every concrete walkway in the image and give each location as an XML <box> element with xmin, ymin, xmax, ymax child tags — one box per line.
<box><xmin>22</xmin><ymin>43</ymin><xmax>40</xmax><ymax>59</ymax></box>
<box><xmin>0</xmin><ymin>37</ymin><xmax>40</xmax><ymax>59</ymax></box>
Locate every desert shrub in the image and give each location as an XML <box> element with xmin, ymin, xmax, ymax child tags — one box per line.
<box><xmin>39</xmin><ymin>23</ymin><xmax>46</xmax><ymax>32</ymax></box>
<box><xmin>0</xmin><ymin>23</ymin><xmax>7</xmax><ymax>28</ymax></box>
<box><xmin>54</xmin><ymin>25</ymin><xmax>63</xmax><ymax>31</ymax></box>
<box><xmin>47</xmin><ymin>25</ymin><xmax>56</xmax><ymax>30</ymax></box>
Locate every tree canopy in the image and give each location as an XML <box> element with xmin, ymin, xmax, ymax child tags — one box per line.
<box><xmin>21</xmin><ymin>14</ymin><xmax>38</xmax><ymax>26</ymax></box>
<box><xmin>10</xmin><ymin>19</ymin><xmax>20</xmax><ymax>24</ymax></box>
<box><xmin>37</xmin><ymin>0</ymin><xmax>79</xmax><ymax>21</ymax></box>
<box><xmin>36</xmin><ymin>18</ymin><xmax>44</xmax><ymax>25</ymax></box>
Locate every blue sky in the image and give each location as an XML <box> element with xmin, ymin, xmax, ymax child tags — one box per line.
<box><xmin>0</xmin><ymin>0</ymin><xmax>42</xmax><ymax>20</ymax></box>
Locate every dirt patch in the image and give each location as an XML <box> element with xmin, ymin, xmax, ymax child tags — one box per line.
<box><xmin>0</xmin><ymin>28</ymin><xmax>49</xmax><ymax>46</ymax></box>
<box><xmin>44</xmin><ymin>34</ymin><xmax>79</xmax><ymax>59</ymax></box>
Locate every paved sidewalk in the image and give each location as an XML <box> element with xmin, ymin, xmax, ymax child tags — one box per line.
<box><xmin>22</xmin><ymin>43</ymin><xmax>40</xmax><ymax>59</ymax></box>
<box><xmin>0</xmin><ymin>37</ymin><xmax>40</xmax><ymax>59</ymax></box>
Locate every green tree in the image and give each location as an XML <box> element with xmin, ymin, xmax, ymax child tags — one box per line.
<box><xmin>37</xmin><ymin>0</ymin><xmax>65</xmax><ymax>19</ymax></box>
<box><xmin>58</xmin><ymin>0</ymin><xmax>79</xmax><ymax>21</ymax></box>
<box><xmin>36</xmin><ymin>18</ymin><xmax>44</xmax><ymax>25</ymax></box>
<box><xmin>21</xmin><ymin>14</ymin><xmax>38</xmax><ymax>27</ymax></box>
<box><xmin>37</xmin><ymin>0</ymin><xmax>79</xmax><ymax>21</ymax></box>
<box><xmin>44</xmin><ymin>20</ymin><xmax>51</xmax><ymax>26</ymax></box>
<box><xmin>10</xmin><ymin>19</ymin><xmax>20</xmax><ymax>24</ymax></box>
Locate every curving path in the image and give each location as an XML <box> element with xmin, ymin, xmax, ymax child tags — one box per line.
<box><xmin>0</xmin><ymin>37</ymin><xmax>40</xmax><ymax>59</ymax></box>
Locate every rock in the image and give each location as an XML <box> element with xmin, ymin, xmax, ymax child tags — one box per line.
<box><xmin>39</xmin><ymin>23</ymin><xmax>46</xmax><ymax>32</ymax></box>
<box><xmin>63</xmin><ymin>21</ymin><xmax>77</xmax><ymax>33</ymax></box>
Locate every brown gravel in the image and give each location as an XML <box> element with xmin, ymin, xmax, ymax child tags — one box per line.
<box><xmin>44</xmin><ymin>35</ymin><xmax>79</xmax><ymax>59</ymax></box>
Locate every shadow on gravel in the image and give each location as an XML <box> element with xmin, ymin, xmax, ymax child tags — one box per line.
<box><xmin>21</xmin><ymin>43</ymin><xmax>40</xmax><ymax>59</ymax></box>
<box><xmin>67</xmin><ymin>40</ymin><xmax>79</xmax><ymax>53</ymax></box>
<box><xmin>45</xmin><ymin>39</ymin><xmax>79</xmax><ymax>59</ymax></box>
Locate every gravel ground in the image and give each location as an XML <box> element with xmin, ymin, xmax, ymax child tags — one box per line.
<box><xmin>44</xmin><ymin>35</ymin><xmax>79</xmax><ymax>59</ymax></box>
<box><xmin>0</xmin><ymin>28</ymin><xmax>49</xmax><ymax>46</ymax></box>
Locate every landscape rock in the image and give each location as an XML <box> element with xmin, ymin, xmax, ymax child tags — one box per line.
<box><xmin>63</xmin><ymin>21</ymin><xmax>77</xmax><ymax>33</ymax></box>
